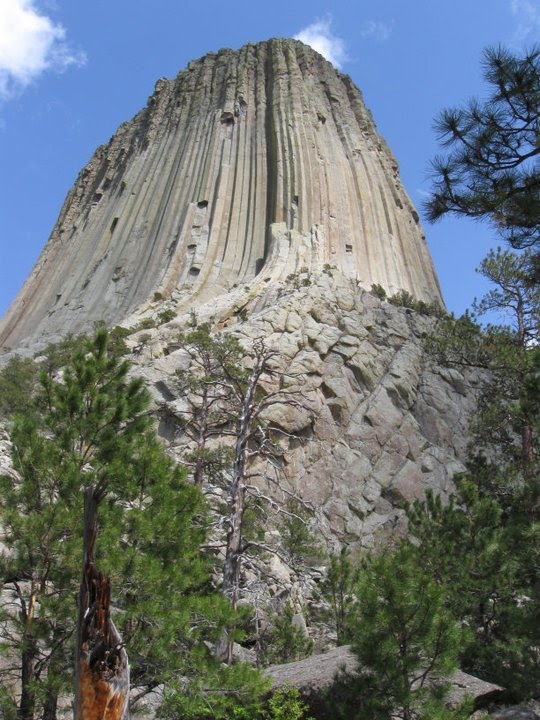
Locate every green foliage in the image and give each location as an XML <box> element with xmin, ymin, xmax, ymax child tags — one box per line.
<box><xmin>0</xmin><ymin>411</ymin><xmax>82</xmax><ymax>708</ymax></box>
<box><xmin>425</xmin><ymin>44</ymin><xmax>540</xmax><ymax>252</ymax></box>
<box><xmin>133</xmin><ymin>316</ymin><xmax>158</xmax><ymax>331</ymax></box>
<box><xmin>37</xmin><ymin>334</ymin><xmax>84</xmax><ymax>377</ymax></box>
<box><xmin>322</xmin><ymin>668</ymin><xmax>471</xmax><ymax>720</ymax></box>
<box><xmin>285</xmin><ymin>271</ymin><xmax>312</xmax><ymax>290</ymax></box>
<box><xmin>258</xmin><ymin>602</ymin><xmax>313</xmax><ymax>666</ymax></box>
<box><xmin>157</xmin><ymin>307</ymin><xmax>176</xmax><ymax>324</ymax></box>
<box><xmin>424</xmin><ymin>311</ymin><xmax>489</xmax><ymax>368</ymax></box>
<box><xmin>39</xmin><ymin>329</ymin><xmax>151</xmax><ymax>482</ymax></box>
<box><xmin>408</xmin><ymin>471</ymin><xmax>540</xmax><ymax>698</ymax></box>
<box><xmin>0</xmin><ymin>329</ymin><xmax>240</xmax><ymax>717</ymax></box>
<box><xmin>318</xmin><ymin>548</ymin><xmax>356</xmax><ymax>645</ymax></box>
<box><xmin>346</xmin><ymin>543</ymin><xmax>467</xmax><ymax>720</ymax></box>
<box><xmin>175</xmin><ymin>323</ymin><xmax>246</xmax><ymax>396</ymax></box>
<box><xmin>522</xmin><ymin>346</ymin><xmax>540</xmax><ymax>447</ymax></box>
<box><xmin>388</xmin><ymin>289</ymin><xmax>418</xmax><ymax>309</ymax></box>
<box><xmin>408</xmin><ymin>480</ymin><xmax>503</xmax><ymax>590</ymax></box>
<box><xmin>473</xmin><ymin>248</ymin><xmax>539</xmax><ymax>346</ymax></box>
<box><xmin>174</xmin><ymin>322</ymin><xmax>246</xmax><ymax>487</ymax></box>
<box><xmin>425</xmin><ymin>248</ymin><xmax>539</xmax><ymax>472</ymax></box>
<box><xmin>158</xmin><ymin>653</ymin><xmax>269</xmax><ymax>719</ymax></box>
<box><xmin>419</xmin><ymin>238</ymin><xmax>539</xmax><ymax>699</ymax></box>
<box><xmin>370</xmin><ymin>283</ymin><xmax>387</xmax><ymax>300</ymax></box>
<box><xmin>278</xmin><ymin>497</ymin><xmax>322</xmax><ymax>570</ymax></box>
<box><xmin>0</xmin><ymin>354</ymin><xmax>38</xmax><ymax>419</ymax></box>
<box><xmin>388</xmin><ymin>289</ymin><xmax>444</xmax><ymax>316</ymax></box>
<box><xmin>160</xmin><ymin>675</ymin><xmax>314</xmax><ymax>720</ymax></box>
<box><xmin>138</xmin><ymin>331</ymin><xmax>152</xmax><ymax>345</ymax></box>
<box><xmin>173</xmin><ymin>324</ymin><xmax>301</xmax><ymax>647</ymax></box>
<box><xmin>97</xmin><ymin>322</ymin><xmax>131</xmax><ymax>355</ymax></box>
<box><xmin>264</xmin><ymin>687</ymin><xmax>314</xmax><ymax>720</ymax></box>
<box><xmin>189</xmin><ymin>307</ymin><xmax>198</xmax><ymax>327</ymax></box>
<box><xmin>0</xmin><ymin>687</ymin><xmax>17</xmax><ymax>720</ymax></box>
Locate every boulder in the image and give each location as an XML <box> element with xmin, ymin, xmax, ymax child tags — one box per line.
<box><xmin>265</xmin><ymin>645</ymin><xmax>504</xmax><ymax>709</ymax></box>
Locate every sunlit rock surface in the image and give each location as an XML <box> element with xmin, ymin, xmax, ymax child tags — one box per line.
<box><xmin>131</xmin><ymin>272</ymin><xmax>481</xmax><ymax>550</ymax></box>
<box><xmin>0</xmin><ymin>38</ymin><xmax>442</xmax><ymax>353</ymax></box>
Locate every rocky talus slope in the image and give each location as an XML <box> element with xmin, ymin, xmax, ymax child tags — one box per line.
<box><xmin>0</xmin><ymin>38</ymin><xmax>442</xmax><ymax>354</ymax></box>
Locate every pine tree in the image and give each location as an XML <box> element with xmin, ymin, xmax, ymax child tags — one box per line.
<box><xmin>263</xmin><ymin>687</ymin><xmax>314</xmax><ymax>720</ymax></box>
<box><xmin>0</xmin><ymin>330</ymin><xmax>237</xmax><ymax>719</ymax></box>
<box><xmin>258</xmin><ymin>602</ymin><xmax>313</xmax><ymax>666</ymax></box>
<box><xmin>408</xmin><ymin>472</ymin><xmax>540</xmax><ymax>698</ymax></box>
<box><xmin>420</xmin><ymin>239</ymin><xmax>540</xmax><ymax>697</ymax></box>
<box><xmin>278</xmin><ymin>497</ymin><xmax>322</xmax><ymax>571</ymax></box>
<box><xmin>318</xmin><ymin>547</ymin><xmax>356</xmax><ymax>645</ymax></box>
<box><xmin>173</xmin><ymin>323</ymin><xmax>243</xmax><ymax>487</ymax></box>
<box><xmin>346</xmin><ymin>543</ymin><xmax>468</xmax><ymax>720</ymax></box>
<box><xmin>427</xmin><ymin>245</ymin><xmax>539</xmax><ymax>476</ymax></box>
<box><xmin>425</xmin><ymin>44</ymin><xmax>540</xmax><ymax>253</ymax></box>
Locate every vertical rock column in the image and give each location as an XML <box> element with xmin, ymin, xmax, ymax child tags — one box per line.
<box><xmin>0</xmin><ymin>39</ymin><xmax>443</xmax><ymax>352</ymax></box>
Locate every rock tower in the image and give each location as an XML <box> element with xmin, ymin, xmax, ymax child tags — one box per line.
<box><xmin>0</xmin><ymin>38</ymin><xmax>442</xmax><ymax>352</ymax></box>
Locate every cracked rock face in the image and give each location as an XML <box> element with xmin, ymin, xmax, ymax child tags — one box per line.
<box><xmin>1</xmin><ymin>38</ymin><xmax>442</xmax><ymax>354</ymax></box>
<box><xmin>131</xmin><ymin>272</ymin><xmax>482</xmax><ymax>550</ymax></box>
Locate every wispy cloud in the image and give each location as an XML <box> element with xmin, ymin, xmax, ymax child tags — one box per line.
<box><xmin>510</xmin><ymin>0</ymin><xmax>540</xmax><ymax>44</ymax></box>
<box><xmin>360</xmin><ymin>19</ymin><xmax>394</xmax><ymax>42</ymax></box>
<box><xmin>0</xmin><ymin>0</ymin><xmax>86</xmax><ymax>101</ymax></box>
<box><xmin>294</xmin><ymin>16</ymin><xmax>348</xmax><ymax>69</ymax></box>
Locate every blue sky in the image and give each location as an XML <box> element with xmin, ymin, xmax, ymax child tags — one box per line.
<box><xmin>0</xmin><ymin>0</ymin><xmax>538</xmax><ymax>321</ymax></box>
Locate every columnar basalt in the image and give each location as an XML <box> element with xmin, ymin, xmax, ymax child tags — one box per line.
<box><xmin>0</xmin><ymin>39</ymin><xmax>442</xmax><ymax>352</ymax></box>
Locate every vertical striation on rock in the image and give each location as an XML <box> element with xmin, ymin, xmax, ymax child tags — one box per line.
<box><xmin>1</xmin><ymin>39</ymin><xmax>443</xmax><ymax>352</ymax></box>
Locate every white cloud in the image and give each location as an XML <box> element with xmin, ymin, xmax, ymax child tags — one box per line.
<box><xmin>0</xmin><ymin>0</ymin><xmax>85</xmax><ymax>101</ymax></box>
<box><xmin>360</xmin><ymin>19</ymin><xmax>393</xmax><ymax>42</ymax></box>
<box><xmin>294</xmin><ymin>17</ymin><xmax>347</xmax><ymax>69</ymax></box>
<box><xmin>510</xmin><ymin>0</ymin><xmax>540</xmax><ymax>43</ymax></box>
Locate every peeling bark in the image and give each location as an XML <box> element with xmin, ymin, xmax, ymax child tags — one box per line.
<box><xmin>74</xmin><ymin>486</ymin><xmax>129</xmax><ymax>720</ymax></box>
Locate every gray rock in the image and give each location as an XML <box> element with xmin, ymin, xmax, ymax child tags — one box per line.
<box><xmin>490</xmin><ymin>703</ymin><xmax>540</xmax><ymax>719</ymax></box>
<box><xmin>0</xmin><ymin>39</ymin><xmax>442</xmax><ymax>355</ymax></box>
<box><xmin>265</xmin><ymin>645</ymin><xmax>504</xmax><ymax>708</ymax></box>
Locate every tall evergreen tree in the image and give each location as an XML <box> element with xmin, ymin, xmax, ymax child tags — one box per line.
<box><xmin>173</xmin><ymin>323</ymin><xmax>242</xmax><ymax>487</ymax></box>
<box><xmin>0</xmin><ymin>331</ymin><xmax>235</xmax><ymax>719</ymax></box>
<box><xmin>418</xmin><ymin>244</ymin><xmax>540</xmax><ymax>697</ymax></box>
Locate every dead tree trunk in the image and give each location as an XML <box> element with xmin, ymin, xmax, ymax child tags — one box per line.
<box><xmin>74</xmin><ymin>486</ymin><xmax>129</xmax><ymax>720</ymax></box>
<box><xmin>218</xmin><ymin>350</ymin><xmax>265</xmax><ymax>662</ymax></box>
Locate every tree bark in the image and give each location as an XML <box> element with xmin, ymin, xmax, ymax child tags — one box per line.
<box><xmin>74</xmin><ymin>486</ymin><xmax>129</xmax><ymax>720</ymax></box>
<box><xmin>19</xmin><ymin>633</ymin><xmax>36</xmax><ymax>720</ymax></box>
<box><xmin>42</xmin><ymin>687</ymin><xmax>58</xmax><ymax>720</ymax></box>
